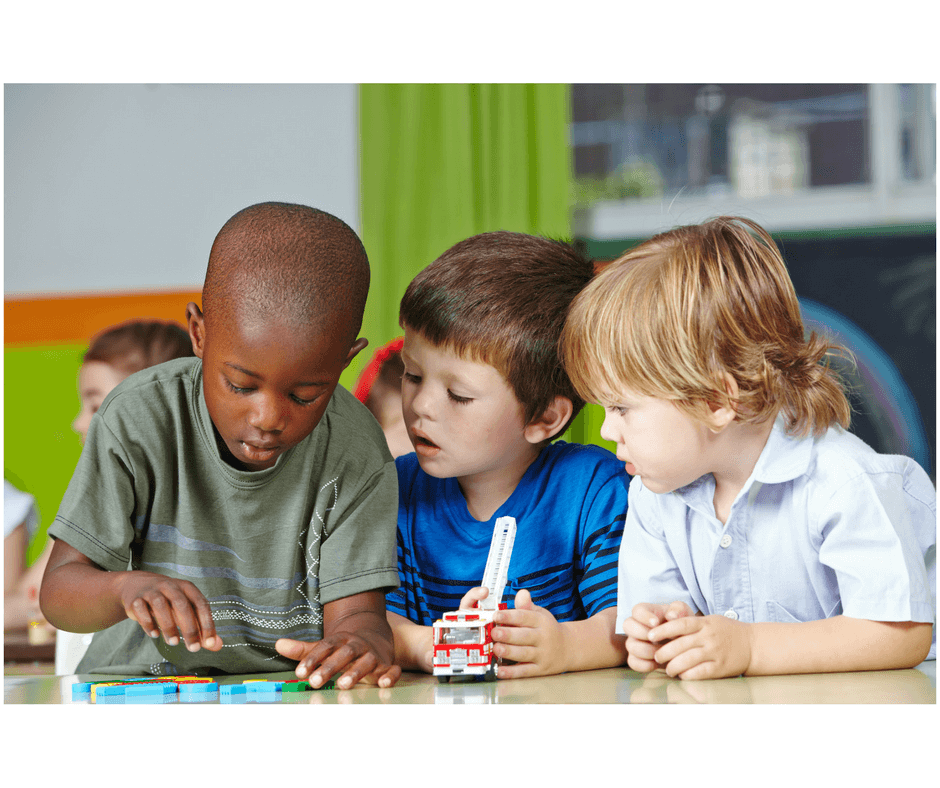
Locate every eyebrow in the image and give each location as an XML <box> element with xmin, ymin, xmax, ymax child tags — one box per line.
<box><xmin>223</xmin><ymin>362</ymin><xmax>327</xmax><ymax>388</ymax></box>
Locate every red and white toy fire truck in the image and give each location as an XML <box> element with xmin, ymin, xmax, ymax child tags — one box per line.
<box><xmin>432</xmin><ymin>516</ymin><xmax>516</xmax><ymax>683</ymax></box>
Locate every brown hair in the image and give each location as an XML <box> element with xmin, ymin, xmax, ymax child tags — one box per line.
<box><xmin>400</xmin><ymin>231</ymin><xmax>594</xmax><ymax>430</ymax></box>
<box><xmin>560</xmin><ymin>216</ymin><xmax>852</xmax><ymax>437</ymax></box>
<box><xmin>84</xmin><ymin>319</ymin><xmax>194</xmax><ymax>377</ymax></box>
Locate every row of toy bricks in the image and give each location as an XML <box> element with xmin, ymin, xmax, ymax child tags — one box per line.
<box><xmin>73</xmin><ymin>676</ymin><xmax>326</xmax><ymax>702</ymax></box>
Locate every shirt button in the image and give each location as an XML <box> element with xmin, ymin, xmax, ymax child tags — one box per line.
<box><xmin>724</xmin><ymin>609</ymin><xmax>738</xmax><ymax>620</ymax></box>
<box><xmin>719</xmin><ymin>534</ymin><xmax>733</xmax><ymax>548</ymax></box>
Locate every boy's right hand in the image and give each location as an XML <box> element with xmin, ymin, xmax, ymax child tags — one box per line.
<box><xmin>117</xmin><ymin>572</ymin><xmax>222</xmax><ymax>652</ymax></box>
<box><xmin>623</xmin><ymin>601</ymin><xmax>693</xmax><ymax>673</ymax></box>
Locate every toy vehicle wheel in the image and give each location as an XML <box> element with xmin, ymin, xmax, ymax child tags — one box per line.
<box><xmin>437</xmin><ymin>675</ymin><xmax>451</xmax><ymax>684</ymax></box>
<box><xmin>484</xmin><ymin>667</ymin><xmax>497</xmax><ymax>682</ymax></box>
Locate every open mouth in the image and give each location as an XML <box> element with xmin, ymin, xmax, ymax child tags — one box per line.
<box><xmin>412</xmin><ymin>432</ymin><xmax>441</xmax><ymax>457</ymax></box>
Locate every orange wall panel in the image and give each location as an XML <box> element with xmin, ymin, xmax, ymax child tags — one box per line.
<box><xmin>4</xmin><ymin>290</ymin><xmax>201</xmax><ymax>347</ymax></box>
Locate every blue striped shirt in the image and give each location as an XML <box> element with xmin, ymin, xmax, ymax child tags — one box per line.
<box><xmin>387</xmin><ymin>442</ymin><xmax>628</xmax><ymax>625</ymax></box>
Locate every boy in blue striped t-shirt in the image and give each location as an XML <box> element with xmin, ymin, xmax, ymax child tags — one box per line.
<box><xmin>386</xmin><ymin>231</ymin><xmax>629</xmax><ymax>678</ymax></box>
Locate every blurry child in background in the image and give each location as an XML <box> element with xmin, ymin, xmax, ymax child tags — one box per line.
<box><xmin>387</xmin><ymin>231</ymin><xmax>629</xmax><ymax>678</ymax></box>
<box><xmin>560</xmin><ymin>216</ymin><xmax>935</xmax><ymax>680</ymax></box>
<box><xmin>72</xmin><ymin>319</ymin><xmax>195</xmax><ymax>441</ymax></box>
<box><xmin>5</xmin><ymin>320</ymin><xmax>195</xmax><ymax>671</ymax></box>
<box><xmin>354</xmin><ymin>337</ymin><xmax>411</xmax><ymax>458</ymax></box>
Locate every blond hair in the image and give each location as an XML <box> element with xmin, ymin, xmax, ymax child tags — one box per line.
<box><xmin>560</xmin><ymin>216</ymin><xmax>852</xmax><ymax>437</ymax></box>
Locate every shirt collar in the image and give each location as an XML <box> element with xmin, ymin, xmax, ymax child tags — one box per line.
<box><xmin>749</xmin><ymin>416</ymin><xmax>815</xmax><ymax>484</ymax></box>
<box><xmin>672</xmin><ymin>417</ymin><xmax>814</xmax><ymax>513</ymax></box>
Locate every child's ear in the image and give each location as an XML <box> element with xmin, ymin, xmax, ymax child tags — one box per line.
<box><xmin>344</xmin><ymin>337</ymin><xmax>369</xmax><ymax>367</ymax></box>
<box><xmin>524</xmin><ymin>396</ymin><xmax>574</xmax><ymax>445</ymax></box>
<box><xmin>705</xmin><ymin>374</ymin><xmax>738</xmax><ymax>433</ymax></box>
<box><xmin>186</xmin><ymin>302</ymin><xmax>206</xmax><ymax>359</ymax></box>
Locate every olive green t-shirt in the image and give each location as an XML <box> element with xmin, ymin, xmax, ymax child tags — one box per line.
<box><xmin>50</xmin><ymin>357</ymin><xmax>399</xmax><ymax>675</ymax></box>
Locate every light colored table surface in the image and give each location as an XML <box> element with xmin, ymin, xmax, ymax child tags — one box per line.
<box><xmin>5</xmin><ymin>661</ymin><xmax>935</xmax><ymax>704</ymax></box>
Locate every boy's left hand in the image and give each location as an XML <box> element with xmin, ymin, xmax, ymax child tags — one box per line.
<box><xmin>647</xmin><ymin>614</ymin><xmax>752</xmax><ymax>680</ymax></box>
<box><xmin>490</xmin><ymin>589</ymin><xmax>567</xmax><ymax>678</ymax></box>
<box><xmin>275</xmin><ymin>590</ymin><xmax>401</xmax><ymax>689</ymax></box>
<box><xmin>275</xmin><ymin>634</ymin><xmax>402</xmax><ymax>689</ymax></box>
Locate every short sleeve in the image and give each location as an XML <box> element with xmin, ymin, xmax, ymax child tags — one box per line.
<box><xmin>817</xmin><ymin>463</ymin><xmax>935</xmax><ymax>626</ymax></box>
<box><xmin>48</xmin><ymin>417</ymin><xmax>138</xmax><ymax>570</ymax></box>
<box><xmin>316</xmin><ymin>459</ymin><xmax>400</xmax><ymax>605</ymax></box>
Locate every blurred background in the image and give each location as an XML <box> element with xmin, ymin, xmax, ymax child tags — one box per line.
<box><xmin>4</xmin><ymin>83</ymin><xmax>936</xmax><ymax>568</ymax></box>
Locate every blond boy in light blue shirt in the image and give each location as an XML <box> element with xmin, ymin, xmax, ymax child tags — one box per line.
<box><xmin>560</xmin><ymin>216</ymin><xmax>935</xmax><ymax>679</ymax></box>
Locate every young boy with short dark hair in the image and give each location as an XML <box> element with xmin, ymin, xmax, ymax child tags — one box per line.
<box><xmin>387</xmin><ymin>231</ymin><xmax>630</xmax><ymax>678</ymax></box>
<box><xmin>41</xmin><ymin>202</ymin><xmax>402</xmax><ymax>689</ymax></box>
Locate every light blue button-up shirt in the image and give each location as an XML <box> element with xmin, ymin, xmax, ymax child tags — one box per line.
<box><xmin>617</xmin><ymin>420</ymin><xmax>936</xmax><ymax>660</ymax></box>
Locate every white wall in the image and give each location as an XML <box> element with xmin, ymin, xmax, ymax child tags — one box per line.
<box><xmin>4</xmin><ymin>84</ymin><xmax>360</xmax><ymax>296</ymax></box>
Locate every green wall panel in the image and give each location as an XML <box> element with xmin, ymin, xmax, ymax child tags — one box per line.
<box><xmin>4</xmin><ymin>344</ymin><xmax>86</xmax><ymax>562</ymax></box>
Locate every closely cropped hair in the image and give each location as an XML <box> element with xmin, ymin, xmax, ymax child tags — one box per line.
<box><xmin>561</xmin><ymin>216</ymin><xmax>852</xmax><ymax>437</ymax></box>
<box><xmin>203</xmin><ymin>202</ymin><xmax>370</xmax><ymax>343</ymax></box>
<box><xmin>400</xmin><ymin>231</ymin><xmax>594</xmax><ymax>430</ymax></box>
<box><xmin>84</xmin><ymin>319</ymin><xmax>194</xmax><ymax>377</ymax></box>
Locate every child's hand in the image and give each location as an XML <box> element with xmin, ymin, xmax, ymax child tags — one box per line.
<box><xmin>117</xmin><ymin>571</ymin><xmax>222</xmax><ymax>652</ymax></box>
<box><xmin>275</xmin><ymin>635</ymin><xmax>402</xmax><ymax>689</ymax></box>
<box><xmin>623</xmin><ymin>601</ymin><xmax>694</xmax><ymax>673</ymax></box>
<box><xmin>458</xmin><ymin>586</ymin><xmax>490</xmax><ymax>609</ymax></box>
<box><xmin>647</xmin><ymin>613</ymin><xmax>752</xmax><ymax>680</ymax></box>
<box><xmin>489</xmin><ymin>589</ymin><xmax>567</xmax><ymax>678</ymax></box>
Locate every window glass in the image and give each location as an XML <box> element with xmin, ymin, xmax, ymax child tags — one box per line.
<box><xmin>571</xmin><ymin>84</ymin><xmax>873</xmax><ymax>204</ymax></box>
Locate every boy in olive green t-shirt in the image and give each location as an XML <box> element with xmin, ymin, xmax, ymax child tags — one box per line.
<box><xmin>41</xmin><ymin>202</ymin><xmax>401</xmax><ymax>689</ymax></box>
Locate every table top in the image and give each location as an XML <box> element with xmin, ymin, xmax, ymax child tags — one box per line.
<box><xmin>4</xmin><ymin>661</ymin><xmax>935</xmax><ymax>704</ymax></box>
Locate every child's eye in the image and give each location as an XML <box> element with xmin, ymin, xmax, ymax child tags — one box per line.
<box><xmin>290</xmin><ymin>394</ymin><xmax>318</xmax><ymax>406</ymax></box>
<box><xmin>606</xmin><ymin>405</ymin><xmax>628</xmax><ymax>416</ymax></box>
<box><xmin>448</xmin><ymin>391</ymin><xmax>473</xmax><ymax>405</ymax></box>
<box><xmin>402</xmin><ymin>372</ymin><xmax>421</xmax><ymax>385</ymax></box>
<box><xmin>225</xmin><ymin>380</ymin><xmax>253</xmax><ymax>395</ymax></box>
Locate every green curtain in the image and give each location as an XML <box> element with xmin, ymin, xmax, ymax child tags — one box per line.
<box><xmin>355</xmin><ymin>83</ymin><xmax>610</xmax><ymax>448</ymax></box>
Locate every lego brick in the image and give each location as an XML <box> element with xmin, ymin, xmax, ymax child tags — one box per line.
<box><xmin>72</xmin><ymin>683</ymin><xmax>93</xmax><ymax>698</ymax></box>
<box><xmin>125</xmin><ymin>683</ymin><xmax>177</xmax><ymax>696</ymax></box>
<box><xmin>90</xmin><ymin>682</ymin><xmax>123</xmax><ymax>702</ymax></box>
<box><xmin>246</xmin><ymin>680</ymin><xmax>283</xmax><ymax>692</ymax></box>
<box><xmin>245</xmin><ymin>681</ymin><xmax>281</xmax><ymax>703</ymax></box>
<box><xmin>179</xmin><ymin>681</ymin><xmax>219</xmax><ymax>694</ymax></box>
<box><xmin>219</xmin><ymin>683</ymin><xmax>248</xmax><ymax>695</ymax></box>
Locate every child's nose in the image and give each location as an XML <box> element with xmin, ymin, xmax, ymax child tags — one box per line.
<box><xmin>248</xmin><ymin>395</ymin><xmax>287</xmax><ymax>433</ymax></box>
<box><xmin>599</xmin><ymin>411</ymin><xmax>618</xmax><ymax>443</ymax></box>
<box><xmin>409</xmin><ymin>385</ymin><xmax>435</xmax><ymax>419</ymax></box>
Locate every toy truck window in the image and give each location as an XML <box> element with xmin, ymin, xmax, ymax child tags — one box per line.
<box><xmin>441</xmin><ymin>627</ymin><xmax>482</xmax><ymax>645</ymax></box>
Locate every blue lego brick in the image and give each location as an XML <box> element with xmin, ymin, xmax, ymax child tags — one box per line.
<box><xmin>179</xmin><ymin>681</ymin><xmax>219</xmax><ymax>694</ymax></box>
<box><xmin>125</xmin><ymin>682</ymin><xmax>177</xmax><ymax>696</ymax></box>
<box><xmin>179</xmin><ymin>683</ymin><xmax>219</xmax><ymax>703</ymax></box>
<box><xmin>219</xmin><ymin>683</ymin><xmax>248</xmax><ymax>695</ymax></box>
<box><xmin>246</xmin><ymin>680</ymin><xmax>283</xmax><ymax>692</ymax></box>
<box><xmin>96</xmin><ymin>684</ymin><xmax>132</xmax><ymax>697</ymax></box>
<box><xmin>72</xmin><ymin>683</ymin><xmax>93</xmax><ymax>698</ymax></box>
<box><xmin>245</xmin><ymin>681</ymin><xmax>282</xmax><ymax>703</ymax></box>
